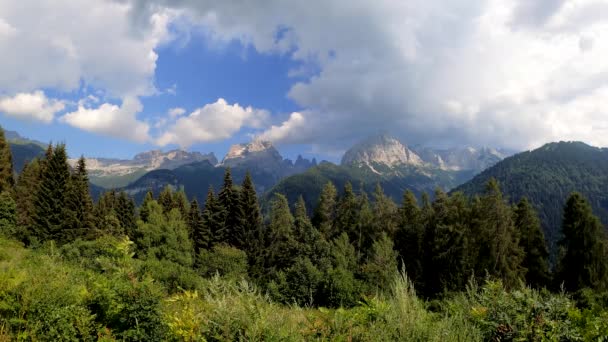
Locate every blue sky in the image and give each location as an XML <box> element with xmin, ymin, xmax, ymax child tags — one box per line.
<box><xmin>1</xmin><ymin>0</ymin><xmax>608</xmax><ymax>162</ymax></box>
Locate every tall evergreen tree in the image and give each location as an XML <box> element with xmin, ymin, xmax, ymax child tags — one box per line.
<box><xmin>202</xmin><ymin>186</ymin><xmax>224</xmax><ymax>246</ymax></box>
<box><xmin>0</xmin><ymin>128</ymin><xmax>14</xmax><ymax>192</ymax></box>
<box><xmin>372</xmin><ymin>184</ymin><xmax>399</xmax><ymax>237</ymax></box>
<box><xmin>63</xmin><ymin>156</ymin><xmax>96</xmax><ymax>241</ymax></box>
<box><xmin>217</xmin><ymin>168</ymin><xmax>243</xmax><ymax>246</ymax></box>
<box><xmin>470</xmin><ymin>179</ymin><xmax>524</xmax><ymax>288</ymax></box>
<box><xmin>334</xmin><ymin>182</ymin><xmax>359</xmax><ymax>240</ymax></box>
<box><xmin>237</xmin><ymin>172</ymin><xmax>262</xmax><ymax>252</ymax></box>
<box><xmin>265</xmin><ymin>193</ymin><xmax>297</xmax><ymax>272</ymax></box>
<box><xmin>173</xmin><ymin>188</ymin><xmax>190</xmax><ymax>218</ymax></box>
<box><xmin>115</xmin><ymin>191</ymin><xmax>137</xmax><ymax>238</ymax></box>
<box><xmin>158</xmin><ymin>185</ymin><xmax>175</xmax><ymax>215</ymax></box>
<box><xmin>555</xmin><ymin>192</ymin><xmax>608</xmax><ymax>291</ymax></box>
<box><xmin>139</xmin><ymin>190</ymin><xmax>154</xmax><ymax>223</ymax></box>
<box><xmin>354</xmin><ymin>191</ymin><xmax>374</xmax><ymax>260</ymax></box>
<box><xmin>32</xmin><ymin>144</ymin><xmax>72</xmax><ymax>243</ymax></box>
<box><xmin>514</xmin><ymin>197</ymin><xmax>550</xmax><ymax>288</ymax></box>
<box><xmin>395</xmin><ymin>190</ymin><xmax>424</xmax><ymax>288</ymax></box>
<box><xmin>188</xmin><ymin>198</ymin><xmax>209</xmax><ymax>254</ymax></box>
<box><xmin>293</xmin><ymin>195</ymin><xmax>329</xmax><ymax>266</ymax></box>
<box><xmin>14</xmin><ymin>159</ymin><xmax>41</xmax><ymax>240</ymax></box>
<box><xmin>362</xmin><ymin>233</ymin><xmax>398</xmax><ymax>293</ymax></box>
<box><xmin>0</xmin><ymin>191</ymin><xmax>17</xmax><ymax>237</ymax></box>
<box><xmin>312</xmin><ymin>182</ymin><xmax>337</xmax><ymax>238</ymax></box>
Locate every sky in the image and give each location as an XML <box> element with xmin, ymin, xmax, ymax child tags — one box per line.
<box><xmin>0</xmin><ymin>0</ymin><xmax>607</xmax><ymax>161</ymax></box>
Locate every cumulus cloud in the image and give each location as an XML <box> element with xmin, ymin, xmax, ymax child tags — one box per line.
<box><xmin>157</xmin><ymin>98</ymin><xmax>269</xmax><ymax>147</ymax></box>
<box><xmin>168</xmin><ymin>107</ymin><xmax>186</xmax><ymax>118</ymax></box>
<box><xmin>0</xmin><ymin>91</ymin><xmax>65</xmax><ymax>123</ymax></box>
<box><xmin>125</xmin><ymin>0</ymin><xmax>608</xmax><ymax>150</ymax></box>
<box><xmin>61</xmin><ymin>97</ymin><xmax>150</xmax><ymax>142</ymax></box>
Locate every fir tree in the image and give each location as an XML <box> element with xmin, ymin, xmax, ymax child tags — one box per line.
<box><xmin>362</xmin><ymin>233</ymin><xmax>398</xmax><ymax>293</ymax></box>
<box><xmin>158</xmin><ymin>185</ymin><xmax>175</xmax><ymax>215</ymax></box>
<box><xmin>115</xmin><ymin>191</ymin><xmax>137</xmax><ymax>238</ymax></box>
<box><xmin>139</xmin><ymin>190</ymin><xmax>154</xmax><ymax>223</ymax></box>
<box><xmin>265</xmin><ymin>193</ymin><xmax>297</xmax><ymax>272</ymax></box>
<box><xmin>470</xmin><ymin>179</ymin><xmax>524</xmax><ymax>288</ymax></box>
<box><xmin>14</xmin><ymin>159</ymin><xmax>41</xmax><ymax>240</ymax></box>
<box><xmin>188</xmin><ymin>198</ymin><xmax>209</xmax><ymax>254</ymax></box>
<box><xmin>63</xmin><ymin>156</ymin><xmax>96</xmax><ymax>241</ymax></box>
<box><xmin>32</xmin><ymin>144</ymin><xmax>72</xmax><ymax>243</ymax></box>
<box><xmin>173</xmin><ymin>188</ymin><xmax>190</xmax><ymax>218</ymax></box>
<box><xmin>217</xmin><ymin>168</ymin><xmax>243</xmax><ymax>246</ymax></box>
<box><xmin>0</xmin><ymin>128</ymin><xmax>14</xmax><ymax>192</ymax></box>
<box><xmin>202</xmin><ymin>186</ymin><xmax>224</xmax><ymax>246</ymax></box>
<box><xmin>334</xmin><ymin>182</ymin><xmax>359</xmax><ymax>240</ymax></box>
<box><xmin>514</xmin><ymin>197</ymin><xmax>550</xmax><ymax>288</ymax></box>
<box><xmin>312</xmin><ymin>182</ymin><xmax>337</xmax><ymax>238</ymax></box>
<box><xmin>555</xmin><ymin>192</ymin><xmax>608</xmax><ymax>291</ymax></box>
<box><xmin>395</xmin><ymin>190</ymin><xmax>424</xmax><ymax>288</ymax></box>
<box><xmin>372</xmin><ymin>184</ymin><xmax>399</xmax><ymax>237</ymax></box>
<box><xmin>293</xmin><ymin>195</ymin><xmax>329</xmax><ymax>266</ymax></box>
<box><xmin>237</xmin><ymin>172</ymin><xmax>262</xmax><ymax>252</ymax></box>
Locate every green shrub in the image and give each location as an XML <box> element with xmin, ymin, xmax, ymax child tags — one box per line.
<box><xmin>197</xmin><ymin>245</ymin><xmax>248</xmax><ymax>279</ymax></box>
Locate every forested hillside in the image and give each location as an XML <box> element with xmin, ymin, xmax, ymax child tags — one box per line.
<box><xmin>0</xmin><ymin>129</ymin><xmax>607</xmax><ymax>340</ymax></box>
<box><xmin>455</xmin><ymin>141</ymin><xmax>608</xmax><ymax>249</ymax></box>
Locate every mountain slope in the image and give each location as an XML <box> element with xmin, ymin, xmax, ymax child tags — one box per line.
<box><xmin>454</xmin><ymin>141</ymin><xmax>608</xmax><ymax>247</ymax></box>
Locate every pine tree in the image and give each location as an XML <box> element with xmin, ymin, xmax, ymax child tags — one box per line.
<box><xmin>395</xmin><ymin>190</ymin><xmax>424</xmax><ymax>288</ymax></box>
<box><xmin>334</xmin><ymin>182</ymin><xmax>359</xmax><ymax>240</ymax></box>
<box><xmin>514</xmin><ymin>197</ymin><xmax>550</xmax><ymax>288</ymax></box>
<box><xmin>63</xmin><ymin>156</ymin><xmax>96</xmax><ymax>241</ymax></box>
<box><xmin>265</xmin><ymin>193</ymin><xmax>297</xmax><ymax>272</ymax></box>
<box><xmin>173</xmin><ymin>188</ymin><xmax>190</xmax><ymax>218</ymax></box>
<box><xmin>158</xmin><ymin>185</ymin><xmax>175</xmax><ymax>215</ymax></box>
<box><xmin>470</xmin><ymin>179</ymin><xmax>524</xmax><ymax>288</ymax></box>
<box><xmin>202</xmin><ymin>186</ymin><xmax>224</xmax><ymax>246</ymax></box>
<box><xmin>0</xmin><ymin>128</ymin><xmax>14</xmax><ymax>193</ymax></box>
<box><xmin>217</xmin><ymin>168</ymin><xmax>243</xmax><ymax>246</ymax></box>
<box><xmin>555</xmin><ymin>192</ymin><xmax>608</xmax><ymax>291</ymax></box>
<box><xmin>139</xmin><ymin>190</ymin><xmax>154</xmax><ymax>223</ymax></box>
<box><xmin>188</xmin><ymin>198</ymin><xmax>209</xmax><ymax>254</ymax></box>
<box><xmin>372</xmin><ymin>184</ymin><xmax>398</xmax><ymax>237</ymax></box>
<box><xmin>115</xmin><ymin>191</ymin><xmax>137</xmax><ymax>238</ymax></box>
<box><xmin>312</xmin><ymin>182</ymin><xmax>337</xmax><ymax>238</ymax></box>
<box><xmin>236</xmin><ymin>172</ymin><xmax>262</xmax><ymax>252</ymax></box>
<box><xmin>293</xmin><ymin>195</ymin><xmax>329</xmax><ymax>266</ymax></box>
<box><xmin>362</xmin><ymin>233</ymin><xmax>398</xmax><ymax>293</ymax></box>
<box><xmin>354</xmin><ymin>191</ymin><xmax>374</xmax><ymax>260</ymax></box>
<box><xmin>32</xmin><ymin>144</ymin><xmax>72</xmax><ymax>243</ymax></box>
<box><xmin>14</xmin><ymin>159</ymin><xmax>41</xmax><ymax>240</ymax></box>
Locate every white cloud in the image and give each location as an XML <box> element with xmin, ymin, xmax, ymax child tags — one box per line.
<box><xmin>259</xmin><ymin>112</ymin><xmax>306</xmax><ymax>143</ymax></box>
<box><xmin>0</xmin><ymin>90</ymin><xmax>64</xmax><ymax>123</ymax></box>
<box><xmin>61</xmin><ymin>97</ymin><xmax>150</xmax><ymax>142</ymax></box>
<box><xmin>127</xmin><ymin>0</ymin><xmax>608</xmax><ymax>150</ymax></box>
<box><xmin>157</xmin><ymin>98</ymin><xmax>269</xmax><ymax>147</ymax></box>
<box><xmin>168</xmin><ymin>107</ymin><xmax>186</xmax><ymax>118</ymax></box>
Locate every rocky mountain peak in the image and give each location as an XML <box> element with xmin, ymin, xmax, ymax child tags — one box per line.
<box><xmin>221</xmin><ymin>139</ymin><xmax>282</xmax><ymax>167</ymax></box>
<box><xmin>341</xmin><ymin>134</ymin><xmax>423</xmax><ymax>167</ymax></box>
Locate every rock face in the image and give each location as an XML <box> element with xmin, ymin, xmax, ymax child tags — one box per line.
<box><xmin>341</xmin><ymin>134</ymin><xmax>423</xmax><ymax>167</ymax></box>
<box><xmin>221</xmin><ymin>140</ymin><xmax>283</xmax><ymax>168</ymax></box>
<box><xmin>413</xmin><ymin>146</ymin><xmax>510</xmax><ymax>172</ymax></box>
<box><xmin>70</xmin><ymin>150</ymin><xmax>218</xmax><ymax>177</ymax></box>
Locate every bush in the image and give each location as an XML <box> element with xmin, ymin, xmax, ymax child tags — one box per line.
<box><xmin>197</xmin><ymin>245</ymin><xmax>248</xmax><ymax>279</ymax></box>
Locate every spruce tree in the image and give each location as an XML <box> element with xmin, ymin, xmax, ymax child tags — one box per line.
<box><xmin>188</xmin><ymin>198</ymin><xmax>209</xmax><ymax>254</ymax></box>
<box><xmin>0</xmin><ymin>128</ymin><xmax>14</xmax><ymax>192</ymax></box>
<box><xmin>237</xmin><ymin>172</ymin><xmax>262</xmax><ymax>252</ymax></box>
<box><xmin>217</xmin><ymin>168</ymin><xmax>243</xmax><ymax>246</ymax></box>
<box><xmin>173</xmin><ymin>188</ymin><xmax>190</xmax><ymax>218</ymax></box>
<box><xmin>139</xmin><ymin>190</ymin><xmax>154</xmax><ymax>223</ymax></box>
<box><xmin>293</xmin><ymin>195</ymin><xmax>329</xmax><ymax>266</ymax></box>
<box><xmin>32</xmin><ymin>144</ymin><xmax>72</xmax><ymax>243</ymax></box>
<box><xmin>555</xmin><ymin>192</ymin><xmax>608</xmax><ymax>291</ymax></box>
<box><xmin>395</xmin><ymin>190</ymin><xmax>424</xmax><ymax>288</ymax></box>
<box><xmin>354</xmin><ymin>191</ymin><xmax>374</xmax><ymax>260</ymax></box>
<box><xmin>202</xmin><ymin>186</ymin><xmax>224</xmax><ymax>246</ymax></box>
<box><xmin>312</xmin><ymin>182</ymin><xmax>337</xmax><ymax>238</ymax></box>
<box><xmin>334</xmin><ymin>182</ymin><xmax>359</xmax><ymax>240</ymax></box>
<box><xmin>115</xmin><ymin>191</ymin><xmax>137</xmax><ymax>238</ymax></box>
<box><xmin>14</xmin><ymin>159</ymin><xmax>41</xmax><ymax>240</ymax></box>
<box><xmin>514</xmin><ymin>197</ymin><xmax>550</xmax><ymax>288</ymax></box>
<box><xmin>372</xmin><ymin>184</ymin><xmax>398</xmax><ymax>237</ymax></box>
<box><xmin>265</xmin><ymin>193</ymin><xmax>297</xmax><ymax>272</ymax></box>
<box><xmin>158</xmin><ymin>185</ymin><xmax>175</xmax><ymax>215</ymax></box>
<box><xmin>470</xmin><ymin>179</ymin><xmax>524</xmax><ymax>288</ymax></box>
<box><xmin>63</xmin><ymin>156</ymin><xmax>96</xmax><ymax>241</ymax></box>
<box><xmin>362</xmin><ymin>233</ymin><xmax>398</xmax><ymax>293</ymax></box>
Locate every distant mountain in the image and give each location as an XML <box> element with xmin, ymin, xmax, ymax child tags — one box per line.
<box><xmin>123</xmin><ymin>140</ymin><xmax>317</xmax><ymax>202</ymax></box>
<box><xmin>454</xmin><ymin>141</ymin><xmax>608</xmax><ymax>250</ymax></box>
<box><xmin>70</xmin><ymin>150</ymin><xmax>218</xmax><ymax>189</ymax></box>
<box><xmin>266</xmin><ymin>133</ymin><xmax>507</xmax><ymax>211</ymax></box>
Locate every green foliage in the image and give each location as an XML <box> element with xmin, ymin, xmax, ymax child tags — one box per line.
<box><xmin>363</xmin><ymin>233</ymin><xmax>398</xmax><ymax>294</ymax></box>
<box><xmin>197</xmin><ymin>245</ymin><xmax>248</xmax><ymax>280</ymax></box>
<box><xmin>515</xmin><ymin>197</ymin><xmax>551</xmax><ymax>288</ymax></box>
<box><xmin>0</xmin><ymin>192</ymin><xmax>17</xmax><ymax>237</ymax></box>
<box><xmin>63</xmin><ymin>156</ymin><xmax>96</xmax><ymax>241</ymax></box>
<box><xmin>187</xmin><ymin>198</ymin><xmax>209</xmax><ymax>254</ymax></box>
<box><xmin>556</xmin><ymin>192</ymin><xmax>608</xmax><ymax>292</ymax></box>
<box><xmin>0</xmin><ymin>128</ymin><xmax>14</xmax><ymax>193</ymax></box>
<box><xmin>217</xmin><ymin>167</ymin><xmax>243</xmax><ymax>246</ymax></box>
